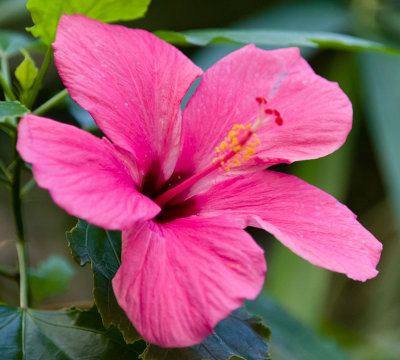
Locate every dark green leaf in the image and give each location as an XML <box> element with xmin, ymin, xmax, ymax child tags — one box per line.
<box><xmin>66</xmin><ymin>220</ymin><xmax>140</xmax><ymax>343</ymax></box>
<box><xmin>0</xmin><ymin>101</ymin><xmax>29</xmax><ymax>128</ymax></box>
<box><xmin>26</xmin><ymin>0</ymin><xmax>152</xmax><ymax>45</ymax></box>
<box><xmin>142</xmin><ymin>306</ymin><xmax>271</xmax><ymax>360</ymax></box>
<box><xmin>239</xmin><ymin>0</ymin><xmax>349</xmax><ymax>32</ymax></box>
<box><xmin>0</xmin><ymin>305</ymin><xmax>145</xmax><ymax>359</ymax></box>
<box><xmin>246</xmin><ymin>295</ymin><xmax>349</xmax><ymax>360</ymax></box>
<box><xmin>0</xmin><ymin>31</ymin><xmax>38</xmax><ymax>58</ymax></box>
<box><xmin>29</xmin><ymin>255</ymin><xmax>75</xmax><ymax>305</ymax></box>
<box><xmin>155</xmin><ymin>29</ymin><xmax>400</xmax><ymax>54</ymax></box>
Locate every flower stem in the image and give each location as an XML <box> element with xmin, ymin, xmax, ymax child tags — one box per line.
<box><xmin>26</xmin><ymin>46</ymin><xmax>53</xmax><ymax>109</ymax></box>
<box><xmin>33</xmin><ymin>88</ymin><xmax>68</xmax><ymax>116</ymax></box>
<box><xmin>11</xmin><ymin>133</ymin><xmax>29</xmax><ymax>309</ymax></box>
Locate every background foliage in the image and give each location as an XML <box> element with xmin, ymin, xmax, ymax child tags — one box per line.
<box><xmin>0</xmin><ymin>0</ymin><xmax>399</xmax><ymax>359</ymax></box>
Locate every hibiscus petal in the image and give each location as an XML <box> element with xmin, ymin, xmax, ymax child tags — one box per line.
<box><xmin>192</xmin><ymin>171</ymin><xmax>381</xmax><ymax>281</ymax></box>
<box><xmin>112</xmin><ymin>216</ymin><xmax>266</xmax><ymax>347</ymax></box>
<box><xmin>53</xmin><ymin>14</ymin><xmax>203</xmax><ymax>188</ymax></box>
<box><xmin>17</xmin><ymin>114</ymin><xmax>160</xmax><ymax>229</ymax></box>
<box><xmin>175</xmin><ymin>46</ymin><xmax>352</xmax><ymax>177</ymax></box>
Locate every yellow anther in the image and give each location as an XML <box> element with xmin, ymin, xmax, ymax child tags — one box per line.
<box><xmin>255</xmin><ymin>139</ymin><xmax>261</xmax><ymax>145</ymax></box>
<box><xmin>214</xmin><ymin>122</ymin><xmax>260</xmax><ymax>169</ymax></box>
<box><xmin>247</xmin><ymin>148</ymin><xmax>255</xmax><ymax>156</ymax></box>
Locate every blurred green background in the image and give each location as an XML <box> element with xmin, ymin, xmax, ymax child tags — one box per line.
<box><xmin>1</xmin><ymin>0</ymin><xmax>399</xmax><ymax>359</ymax></box>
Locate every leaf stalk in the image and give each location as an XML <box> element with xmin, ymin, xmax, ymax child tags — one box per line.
<box><xmin>33</xmin><ymin>88</ymin><xmax>68</xmax><ymax>116</ymax></box>
<box><xmin>25</xmin><ymin>46</ymin><xmax>53</xmax><ymax>109</ymax></box>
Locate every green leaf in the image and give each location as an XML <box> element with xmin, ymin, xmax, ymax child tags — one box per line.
<box><xmin>0</xmin><ymin>100</ymin><xmax>28</xmax><ymax>120</ymax></box>
<box><xmin>155</xmin><ymin>29</ymin><xmax>400</xmax><ymax>54</ymax></box>
<box><xmin>15</xmin><ymin>50</ymin><xmax>38</xmax><ymax>91</ymax></box>
<box><xmin>0</xmin><ymin>305</ymin><xmax>145</xmax><ymax>359</ymax></box>
<box><xmin>246</xmin><ymin>295</ymin><xmax>349</xmax><ymax>360</ymax></box>
<box><xmin>0</xmin><ymin>100</ymin><xmax>29</xmax><ymax>128</ymax></box>
<box><xmin>28</xmin><ymin>255</ymin><xmax>75</xmax><ymax>305</ymax></box>
<box><xmin>0</xmin><ymin>30</ymin><xmax>38</xmax><ymax>58</ymax></box>
<box><xmin>26</xmin><ymin>0</ymin><xmax>152</xmax><ymax>45</ymax></box>
<box><xmin>66</xmin><ymin>220</ymin><xmax>140</xmax><ymax>343</ymax></box>
<box><xmin>142</xmin><ymin>306</ymin><xmax>271</xmax><ymax>360</ymax></box>
<box><xmin>242</xmin><ymin>0</ymin><xmax>349</xmax><ymax>32</ymax></box>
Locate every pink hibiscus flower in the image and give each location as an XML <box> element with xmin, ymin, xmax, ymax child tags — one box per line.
<box><xmin>17</xmin><ymin>14</ymin><xmax>382</xmax><ymax>348</ymax></box>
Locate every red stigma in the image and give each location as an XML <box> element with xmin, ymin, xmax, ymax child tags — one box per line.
<box><xmin>264</xmin><ymin>104</ymin><xmax>283</xmax><ymax>126</ymax></box>
<box><xmin>256</xmin><ymin>97</ymin><xmax>267</xmax><ymax>104</ymax></box>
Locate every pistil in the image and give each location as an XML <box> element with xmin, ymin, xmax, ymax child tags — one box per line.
<box><xmin>154</xmin><ymin>125</ymin><xmax>256</xmax><ymax>207</ymax></box>
<box><xmin>154</xmin><ymin>97</ymin><xmax>283</xmax><ymax>208</ymax></box>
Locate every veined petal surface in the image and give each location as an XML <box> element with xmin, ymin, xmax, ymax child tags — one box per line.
<box><xmin>112</xmin><ymin>216</ymin><xmax>266</xmax><ymax>347</ymax></box>
<box><xmin>192</xmin><ymin>171</ymin><xmax>381</xmax><ymax>281</ymax></box>
<box><xmin>53</xmin><ymin>14</ymin><xmax>203</xmax><ymax>188</ymax></box>
<box><xmin>17</xmin><ymin>115</ymin><xmax>160</xmax><ymax>229</ymax></box>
